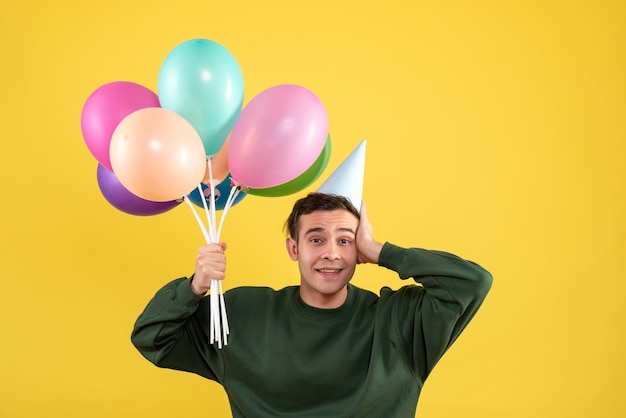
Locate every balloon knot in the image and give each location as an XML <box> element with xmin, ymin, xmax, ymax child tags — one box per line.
<box><xmin>231</xmin><ymin>179</ymin><xmax>248</xmax><ymax>192</ymax></box>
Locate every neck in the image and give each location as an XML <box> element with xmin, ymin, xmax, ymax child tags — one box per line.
<box><xmin>299</xmin><ymin>286</ymin><xmax>348</xmax><ymax>309</ymax></box>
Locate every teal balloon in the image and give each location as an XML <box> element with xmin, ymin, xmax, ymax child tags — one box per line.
<box><xmin>158</xmin><ymin>39</ymin><xmax>244</xmax><ymax>155</ymax></box>
<box><xmin>188</xmin><ymin>175</ymin><xmax>246</xmax><ymax>210</ymax></box>
<box><xmin>248</xmin><ymin>135</ymin><xmax>331</xmax><ymax>197</ymax></box>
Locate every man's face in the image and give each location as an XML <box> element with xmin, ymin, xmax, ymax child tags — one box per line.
<box><xmin>285</xmin><ymin>209</ymin><xmax>359</xmax><ymax>308</ymax></box>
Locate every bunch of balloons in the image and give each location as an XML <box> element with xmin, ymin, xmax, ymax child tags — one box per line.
<box><xmin>82</xmin><ymin>38</ymin><xmax>330</xmax><ymax>217</ymax></box>
<box><xmin>80</xmin><ymin>38</ymin><xmax>331</xmax><ymax>348</ymax></box>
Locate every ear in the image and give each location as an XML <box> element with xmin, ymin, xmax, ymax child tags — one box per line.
<box><xmin>285</xmin><ymin>237</ymin><xmax>298</xmax><ymax>261</ymax></box>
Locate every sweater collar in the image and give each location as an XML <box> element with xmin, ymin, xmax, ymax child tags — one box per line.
<box><xmin>292</xmin><ymin>283</ymin><xmax>357</xmax><ymax>321</ymax></box>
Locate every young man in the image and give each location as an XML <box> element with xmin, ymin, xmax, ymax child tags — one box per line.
<box><xmin>131</xmin><ymin>193</ymin><xmax>492</xmax><ymax>417</ymax></box>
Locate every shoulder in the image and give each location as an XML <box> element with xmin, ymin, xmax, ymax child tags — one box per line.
<box><xmin>224</xmin><ymin>285</ymin><xmax>297</xmax><ymax>309</ymax></box>
<box><xmin>349</xmin><ymin>283</ymin><xmax>379</xmax><ymax>302</ymax></box>
<box><xmin>348</xmin><ymin>283</ymin><xmax>424</xmax><ymax>307</ymax></box>
<box><xmin>220</xmin><ymin>286</ymin><xmax>298</xmax><ymax>325</ymax></box>
<box><xmin>225</xmin><ymin>285</ymin><xmax>296</xmax><ymax>297</ymax></box>
<box><xmin>377</xmin><ymin>283</ymin><xmax>426</xmax><ymax>309</ymax></box>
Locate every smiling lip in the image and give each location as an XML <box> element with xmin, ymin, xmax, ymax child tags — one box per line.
<box><xmin>316</xmin><ymin>268</ymin><xmax>343</xmax><ymax>275</ymax></box>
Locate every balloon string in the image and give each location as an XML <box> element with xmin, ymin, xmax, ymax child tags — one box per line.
<box><xmin>197</xmin><ymin>158</ymin><xmax>215</xmax><ymax>242</ymax></box>
<box><xmin>213</xmin><ymin>187</ymin><xmax>238</xmax><ymax>347</ymax></box>
<box><xmin>184</xmin><ymin>159</ymin><xmax>233</xmax><ymax>348</ymax></box>
<box><xmin>209</xmin><ymin>288</ymin><xmax>215</xmax><ymax>345</ymax></box>
<box><xmin>207</xmin><ymin>158</ymin><xmax>223</xmax><ymax>347</ymax></box>
<box><xmin>212</xmin><ymin>279</ymin><xmax>222</xmax><ymax>348</ymax></box>
<box><xmin>216</xmin><ymin>185</ymin><xmax>240</xmax><ymax>240</ymax></box>
<box><xmin>219</xmin><ymin>280</ymin><xmax>229</xmax><ymax>345</ymax></box>
<box><xmin>208</xmin><ymin>158</ymin><xmax>218</xmax><ymax>243</ymax></box>
<box><xmin>198</xmin><ymin>181</ymin><xmax>214</xmax><ymax>243</ymax></box>
<box><xmin>205</xmin><ymin>157</ymin><xmax>229</xmax><ymax>348</ymax></box>
<box><xmin>211</xmin><ymin>180</ymin><xmax>238</xmax><ymax>347</ymax></box>
<box><xmin>193</xmin><ymin>180</ymin><xmax>220</xmax><ymax>347</ymax></box>
<box><xmin>183</xmin><ymin>196</ymin><xmax>210</xmax><ymax>244</ymax></box>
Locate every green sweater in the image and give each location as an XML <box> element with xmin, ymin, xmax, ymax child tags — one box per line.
<box><xmin>131</xmin><ymin>243</ymin><xmax>492</xmax><ymax>417</ymax></box>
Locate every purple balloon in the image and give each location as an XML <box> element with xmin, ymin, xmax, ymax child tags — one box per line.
<box><xmin>96</xmin><ymin>164</ymin><xmax>181</xmax><ymax>216</ymax></box>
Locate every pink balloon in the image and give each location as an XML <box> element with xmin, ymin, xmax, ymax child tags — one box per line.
<box><xmin>81</xmin><ymin>81</ymin><xmax>160</xmax><ymax>170</ymax></box>
<box><xmin>228</xmin><ymin>84</ymin><xmax>328</xmax><ymax>189</ymax></box>
<box><xmin>109</xmin><ymin>108</ymin><xmax>207</xmax><ymax>202</ymax></box>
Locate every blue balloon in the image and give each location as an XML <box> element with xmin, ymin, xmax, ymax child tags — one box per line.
<box><xmin>188</xmin><ymin>175</ymin><xmax>246</xmax><ymax>210</ymax></box>
<box><xmin>158</xmin><ymin>39</ymin><xmax>244</xmax><ymax>155</ymax></box>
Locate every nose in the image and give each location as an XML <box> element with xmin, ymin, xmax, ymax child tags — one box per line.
<box><xmin>322</xmin><ymin>241</ymin><xmax>340</xmax><ymax>260</ymax></box>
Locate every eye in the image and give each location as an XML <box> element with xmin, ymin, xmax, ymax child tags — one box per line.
<box><xmin>339</xmin><ymin>238</ymin><xmax>351</xmax><ymax>245</ymax></box>
<box><xmin>310</xmin><ymin>237</ymin><xmax>323</xmax><ymax>244</ymax></box>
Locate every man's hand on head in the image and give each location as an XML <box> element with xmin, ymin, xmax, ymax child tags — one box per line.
<box><xmin>356</xmin><ymin>202</ymin><xmax>383</xmax><ymax>264</ymax></box>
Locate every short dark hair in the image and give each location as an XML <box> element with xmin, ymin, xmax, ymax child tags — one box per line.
<box><xmin>285</xmin><ymin>193</ymin><xmax>360</xmax><ymax>241</ymax></box>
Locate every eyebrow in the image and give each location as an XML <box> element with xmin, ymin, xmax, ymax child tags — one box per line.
<box><xmin>304</xmin><ymin>227</ymin><xmax>356</xmax><ymax>236</ymax></box>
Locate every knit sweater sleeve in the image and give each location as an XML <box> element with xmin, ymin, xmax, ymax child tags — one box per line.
<box><xmin>377</xmin><ymin>242</ymin><xmax>492</xmax><ymax>383</ymax></box>
<box><xmin>130</xmin><ymin>277</ymin><xmax>222</xmax><ymax>381</ymax></box>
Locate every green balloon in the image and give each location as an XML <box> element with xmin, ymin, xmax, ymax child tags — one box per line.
<box><xmin>248</xmin><ymin>135</ymin><xmax>331</xmax><ymax>197</ymax></box>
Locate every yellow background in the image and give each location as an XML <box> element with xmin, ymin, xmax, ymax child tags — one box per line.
<box><xmin>1</xmin><ymin>0</ymin><xmax>624</xmax><ymax>417</ymax></box>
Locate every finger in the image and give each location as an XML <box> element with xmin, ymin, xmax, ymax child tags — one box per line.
<box><xmin>198</xmin><ymin>243</ymin><xmax>226</xmax><ymax>255</ymax></box>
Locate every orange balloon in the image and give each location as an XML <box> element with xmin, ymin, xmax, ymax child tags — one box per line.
<box><xmin>110</xmin><ymin>108</ymin><xmax>207</xmax><ymax>202</ymax></box>
<box><xmin>203</xmin><ymin>135</ymin><xmax>230</xmax><ymax>185</ymax></box>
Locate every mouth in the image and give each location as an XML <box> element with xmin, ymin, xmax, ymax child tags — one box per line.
<box><xmin>315</xmin><ymin>268</ymin><xmax>343</xmax><ymax>276</ymax></box>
